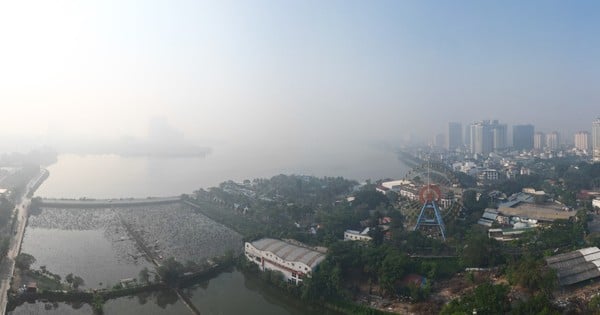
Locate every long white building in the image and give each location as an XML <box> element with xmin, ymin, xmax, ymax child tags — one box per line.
<box><xmin>244</xmin><ymin>238</ymin><xmax>326</xmax><ymax>285</ymax></box>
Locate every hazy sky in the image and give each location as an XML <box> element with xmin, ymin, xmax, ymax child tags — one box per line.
<box><xmin>1</xmin><ymin>1</ymin><xmax>599</xmax><ymax>151</ymax></box>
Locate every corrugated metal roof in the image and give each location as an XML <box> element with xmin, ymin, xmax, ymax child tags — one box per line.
<box><xmin>562</xmin><ymin>269</ymin><xmax>600</xmax><ymax>286</ymax></box>
<box><xmin>250</xmin><ymin>238</ymin><xmax>326</xmax><ymax>269</ymax></box>
<box><xmin>581</xmin><ymin>247</ymin><xmax>600</xmax><ymax>256</ymax></box>
<box><xmin>482</xmin><ymin>212</ymin><xmax>498</xmax><ymax>220</ymax></box>
<box><xmin>583</xmin><ymin>252</ymin><xmax>600</xmax><ymax>262</ymax></box>
<box><xmin>546</xmin><ymin>247</ymin><xmax>600</xmax><ymax>286</ymax></box>
<box><xmin>546</xmin><ymin>250</ymin><xmax>584</xmax><ymax>264</ymax></box>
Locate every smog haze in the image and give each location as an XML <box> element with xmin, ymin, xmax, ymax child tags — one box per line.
<box><xmin>1</xmin><ymin>1</ymin><xmax>599</xmax><ymax>153</ymax></box>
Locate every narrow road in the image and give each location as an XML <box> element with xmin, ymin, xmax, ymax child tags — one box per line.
<box><xmin>0</xmin><ymin>170</ymin><xmax>45</xmax><ymax>315</ymax></box>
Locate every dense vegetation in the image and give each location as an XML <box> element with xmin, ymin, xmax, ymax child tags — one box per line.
<box><xmin>183</xmin><ymin>155</ymin><xmax>600</xmax><ymax>314</ymax></box>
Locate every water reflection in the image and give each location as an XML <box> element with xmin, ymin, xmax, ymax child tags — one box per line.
<box><xmin>103</xmin><ymin>290</ymin><xmax>189</xmax><ymax>315</ymax></box>
<box><xmin>9</xmin><ymin>290</ymin><xmax>188</xmax><ymax>315</ymax></box>
<box><xmin>23</xmin><ymin>208</ymin><xmax>153</xmax><ymax>288</ymax></box>
<box><xmin>184</xmin><ymin>270</ymin><xmax>340</xmax><ymax>315</ymax></box>
<box><xmin>36</xmin><ymin>149</ymin><xmax>408</xmax><ymax>199</ymax></box>
<box><xmin>8</xmin><ymin>301</ymin><xmax>93</xmax><ymax>315</ymax></box>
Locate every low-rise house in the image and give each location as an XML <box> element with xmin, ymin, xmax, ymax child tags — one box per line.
<box><xmin>593</xmin><ymin>198</ymin><xmax>600</xmax><ymax>210</ymax></box>
<box><xmin>344</xmin><ymin>228</ymin><xmax>372</xmax><ymax>241</ymax></box>
<box><xmin>488</xmin><ymin>228</ymin><xmax>529</xmax><ymax>242</ymax></box>
<box><xmin>26</xmin><ymin>282</ymin><xmax>37</xmax><ymax>293</ymax></box>
<box><xmin>478</xmin><ymin>169</ymin><xmax>499</xmax><ymax>181</ymax></box>
<box><xmin>381</xmin><ymin>180</ymin><xmax>412</xmax><ymax>192</ymax></box>
<box><xmin>477</xmin><ymin>208</ymin><xmax>499</xmax><ymax>227</ymax></box>
<box><xmin>399</xmin><ymin>185</ymin><xmax>419</xmax><ymax>201</ymax></box>
<box><xmin>376</xmin><ymin>185</ymin><xmax>390</xmax><ymax>195</ymax></box>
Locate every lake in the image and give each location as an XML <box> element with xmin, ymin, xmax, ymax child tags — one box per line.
<box><xmin>36</xmin><ymin>145</ymin><xmax>409</xmax><ymax>198</ymax></box>
<box><xmin>12</xmin><ymin>146</ymin><xmax>409</xmax><ymax>314</ymax></box>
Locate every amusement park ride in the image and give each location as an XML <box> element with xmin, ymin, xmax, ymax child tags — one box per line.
<box><xmin>413</xmin><ymin>160</ymin><xmax>447</xmax><ymax>241</ymax></box>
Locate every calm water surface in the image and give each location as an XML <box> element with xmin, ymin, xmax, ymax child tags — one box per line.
<box><xmin>185</xmin><ymin>270</ymin><xmax>339</xmax><ymax>315</ymax></box>
<box><xmin>8</xmin><ymin>302</ymin><xmax>93</xmax><ymax>315</ymax></box>
<box><xmin>16</xmin><ymin>146</ymin><xmax>395</xmax><ymax>314</ymax></box>
<box><xmin>10</xmin><ymin>271</ymin><xmax>339</xmax><ymax>315</ymax></box>
<box><xmin>36</xmin><ymin>146</ymin><xmax>408</xmax><ymax>198</ymax></box>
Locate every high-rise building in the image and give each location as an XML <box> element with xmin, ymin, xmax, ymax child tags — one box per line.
<box><xmin>593</xmin><ymin>118</ymin><xmax>600</xmax><ymax>162</ymax></box>
<box><xmin>491</xmin><ymin>122</ymin><xmax>507</xmax><ymax>152</ymax></box>
<box><xmin>469</xmin><ymin>120</ymin><xmax>496</xmax><ymax>155</ymax></box>
<box><xmin>464</xmin><ymin>125</ymin><xmax>471</xmax><ymax>149</ymax></box>
<box><xmin>434</xmin><ymin>133</ymin><xmax>446</xmax><ymax>148</ymax></box>
<box><xmin>447</xmin><ymin>122</ymin><xmax>462</xmax><ymax>151</ymax></box>
<box><xmin>534</xmin><ymin>132</ymin><xmax>545</xmax><ymax>150</ymax></box>
<box><xmin>513</xmin><ymin>125</ymin><xmax>534</xmax><ymax>151</ymax></box>
<box><xmin>546</xmin><ymin>132</ymin><xmax>560</xmax><ymax>150</ymax></box>
<box><xmin>574</xmin><ymin>131</ymin><xmax>590</xmax><ymax>152</ymax></box>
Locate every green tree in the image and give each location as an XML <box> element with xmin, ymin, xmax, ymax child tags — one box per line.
<box><xmin>460</xmin><ymin>231</ymin><xmax>504</xmax><ymax>267</ymax></box>
<box><xmin>353</xmin><ymin>189</ymin><xmax>389</xmax><ymax>209</ymax></box>
<box><xmin>378</xmin><ymin>250</ymin><xmax>410</xmax><ymax>295</ymax></box>
<box><xmin>588</xmin><ymin>295</ymin><xmax>600</xmax><ymax>314</ymax></box>
<box><xmin>510</xmin><ymin>294</ymin><xmax>560</xmax><ymax>315</ymax></box>
<box><xmin>139</xmin><ymin>267</ymin><xmax>150</xmax><ymax>284</ymax></box>
<box><xmin>156</xmin><ymin>257</ymin><xmax>185</xmax><ymax>286</ymax></box>
<box><xmin>66</xmin><ymin>273</ymin><xmax>74</xmax><ymax>285</ymax></box>
<box><xmin>92</xmin><ymin>293</ymin><xmax>104</xmax><ymax>315</ymax></box>
<box><xmin>15</xmin><ymin>253</ymin><xmax>36</xmax><ymax>270</ymax></box>
<box><xmin>440</xmin><ymin>282</ymin><xmax>510</xmax><ymax>315</ymax></box>
<box><xmin>507</xmin><ymin>256</ymin><xmax>557</xmax><ymax>295</ymax></box>
<box><xmin>301</xmin><ymin>260</ymin><xmax>343</xmax><ymax>301</ymax></box>
<box><xmin>72</xmin><ymin>276</ymin><xmax>84</xmax><ymax>289</ymax></box>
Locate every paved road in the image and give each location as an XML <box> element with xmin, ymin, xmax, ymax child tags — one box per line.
<box><xmin>0</xmin><ymin>170</ymin><xmax>43</xmax><ymax>315</ymax></box>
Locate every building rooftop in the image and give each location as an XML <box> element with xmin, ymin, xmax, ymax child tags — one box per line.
<box><xmin>250</xmin><ymin>238</ymin><xmax>326</xmax><ymax>269</ymax></box>
<box><xmin>546</xmin><ymin>247</ymin><xmax>600</xmax><ymax>286</ymax></box>
<box><xmin>498</xmin><ymin>192</ymin><xmax>572</xmax><ymax>222</ymax></box>
<box><xmin>498</xmin><ymin>203</ymin><xmax>573</xmax><ymax>222</ymax></box>
<box><xmin>381</xmin><ymin>180</ymin><xmax>412</xmax><ymax>189</ymax></box>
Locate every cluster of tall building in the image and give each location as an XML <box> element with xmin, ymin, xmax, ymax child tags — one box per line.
<box><xmin>446</xmin><ymin>120</ymin><xmax>512</xmax><ymax>155</ymax></box>
<box><xmin>444</xmin><ymin>118</ymin><xmax>600</xmax><ymax>162</ymax></box>
<box><xmin>533</xmin><ymin>131</ymin><xmax>560</xmax><ymax>150</ymax></box>
<box><xmin>468</xmin><ymin>120</ymin><xmax>507</xmax><ymax>155</ymax></box>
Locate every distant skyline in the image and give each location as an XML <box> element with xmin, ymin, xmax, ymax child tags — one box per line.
<box><xmin>1</xmin><ymin>1</ymin><xmax>599</xmax><ymax>153</ymax></box>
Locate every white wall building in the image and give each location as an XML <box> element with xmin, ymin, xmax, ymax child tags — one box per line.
<box><xmin>344</xmin><ymin>228</ymin><xmax>372</xmax><ymax>241</ymax></box>
<box><xmin>244</xmin><ymin>238</ymin><xmax>326</xmax><ymax>285</ymax></box>
<box><xmin>593</xmin><ymin>198</ymin><xmax>600</xmax><ymax>210</ymax></box>
<box><xmin>381</xmin><ymin>180</ymin><xmax>412</xmax><ymax>191</ymax></box>
<box><xmin>479</xmin><ymin>169</ymin><xmax>499</xmax><ymax>181</ymax></box>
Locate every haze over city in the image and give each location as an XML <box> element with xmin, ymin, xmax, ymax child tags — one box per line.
<box><xmin>4</xmin><ymin>1</ymin><xmax>600</xmax><ymax>315</ymax></box>
<box><xmin>1</xmin><ymin>1</ymin><xmax>599</xmax><ymax>154</ymax></box>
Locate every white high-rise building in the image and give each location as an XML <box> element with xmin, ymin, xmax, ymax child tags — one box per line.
<box><xmin>593</xmin><ymin>118</ymin><xmax>600</xmax><ymax>162</ymax></box>
<box><xmin>492</xmin><ymin>123</ymin><xmax>507</xmax><ymax>151</ymax></box>
<box><xmin>575</xmin><ymin>131</ymin><xmax>590</xmax><ymax>152</ymax></box>
<box><xmin>546</xmin><ymin>132</ymin><xmax>559</xmax><ymax>150</ymax></box>
<box><xmin>534</xmin><ymin>132</ymin><xmax>545</xmax><ymax>150</ymax></box>
<box><xmin>470</xmin><ymin>121</ymin><xmax>493</xmax><ymax>155</ymax></box>
<box><xmin>469</xmin><ymin>120</ymin><xmax>506</xmax><ymax>155</ymax></box>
